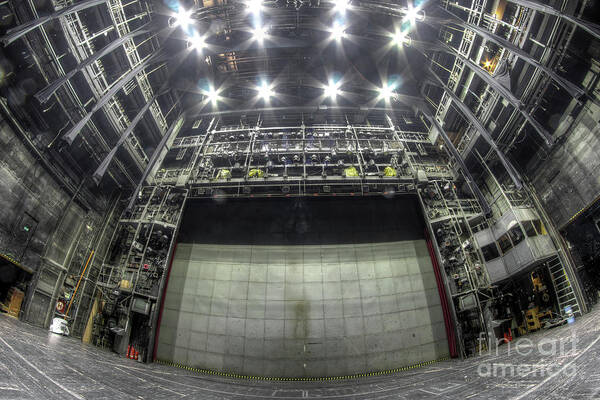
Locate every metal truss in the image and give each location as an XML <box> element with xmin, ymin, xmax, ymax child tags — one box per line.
<box><xmin>106</xmin><ymin>0</ymin><xmax>168</xmax><ymax>134</ymax></box>
<box><xmin>437</xmin><ymin>6</ymin><xmax>586</xmax><ymax>101</ymax></box>
<box><xmin>435</xmin><ymin>0</ymin><xmax>484</xmax><ymax>135</ymax></box>
<box><xmin>27</xmin><ymin>0</ymin><xmax>174</xmax><ymax>184</ymax></box>
<box><xmin>0</xmin><ymin>0</ymin><xmax>107</xmax><ymax>45</ymax></box>
<box><xmin>53</xmin><ymin>0</ymin><xmax>154</xmax><ymax>172</ymax></box>
<box><xmin>94</xmin><ymin>185</ymin><xmax>187</xmax><ymax>358</ymax></box>
<box><xmin>415</xmin><ymin>100</ymin><xmax>491</xmax><ymax>216</ymax></box>
<box><xmin>507</xmin><ymin>0</ymin><xmax>600</xmax><ymax>41</ymax></box>
<box><xmin>34</xmin><ymin>23</ymin><xmax>152</xmax><ymax>103</ymax></box>
<box><xmin>423</xmin><ymin>40</ymin><xmax>554</xmax><ymax>146</ymax></box>
<box><xmin>62</xmin><ymin>50</ymin><xmax>167</xmax><ymax>144</ymax></box>
<box><xmin>149</xmin><ymin>115</ymin><xmax>470</xmax><ymax>202</ymax></box>
<box><xmin>128</xmin><ymin>114</ymin><xmax>186</xmax><ymax>210</ymax></box>
<box><xmin>435</xmin><ymin>0</ymin><xmax>598</xmax><ymax>162</ymax></box>
<box><xmin>93</xmin><ymin>94</ymin><xmax>159</xmax><ymax>184</ymax></box>
<box><xmin>417</xmin><ymin>176</ymin><xmax>491</xmax><ymax>358</ymax></box>
<box><xmin>424</xmin><ymin>69</ymin><xmax>524</xmax><ymax>190</ymax></box>
<box><xmin>5</xmin><ymin>0</ymin><xmax>137</xmax><ymax>186</ymax></box>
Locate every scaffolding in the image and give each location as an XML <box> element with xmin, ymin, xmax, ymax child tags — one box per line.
<box><xmin>151</xmin><ymin>117</ymin><xmax>456</xmax><ymax>199</ymax></box>
<box><xmin>92</xmin><ymin>186</ymin><xmax>187</xmax><ymax>360</ymax></box>
<box><xmin>57</xmin><ymin>0</ymin><xmax>150</xmax><ymax>170</ymax></box>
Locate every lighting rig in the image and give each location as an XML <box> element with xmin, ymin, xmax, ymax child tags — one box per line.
<box><xmin>154</xmin><ymin>114</ymin><xmax>441</xmax><ymax>198</ymax></box>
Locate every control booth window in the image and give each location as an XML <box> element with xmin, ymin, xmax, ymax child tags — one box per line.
<box><xmin>498</xmin><ymin>233</ymin><xmax>513</xmax><ymax>254</ymax></box>
<box><xmin>523</xmin><ymin>219</ymin><xmax>544</xmax><ymax>237</ymax></box>
<box><xmin>481</xmin><ymin>243</ymin><xmax>500</xmax><ymax>261</ymax></box>
<box><xmin>507</xmin><ymin>224</ymin><xmax>525</xmax><ymax>246</ymax></box>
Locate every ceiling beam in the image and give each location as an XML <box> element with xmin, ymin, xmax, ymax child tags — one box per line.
<box><xmin>127</xmin><ymin>113</ymin><xmax>185</xmax><ymax>210</ymax></box>
<box><xmin>188</xmin><ymin>104</ymin><xmax>412</xmax><ymax>118</ymax></box>
<box><xmin>92</xmin><ymin>93</ymin><xmax>159</xmax><ymax>185</ymax></box>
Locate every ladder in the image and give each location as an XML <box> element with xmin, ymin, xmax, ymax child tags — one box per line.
<box><xmin>548</xmin><ymin>256</ymin><xmax>581</xmax><ymax>317</ymax></box>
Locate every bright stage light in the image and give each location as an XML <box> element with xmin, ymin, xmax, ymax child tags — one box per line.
<box><xmin>333</xmin><ymin>0</ymin><xmax>350</xmax><ymax>13</ymax></box>
<box><xmin>174</xmin><ymin>8</ymin><xmax>193</xmax><ymax>30</ymax></box>
<box><xmin>246</xmin><ymin>0</ymin><xmax>262</xmax><ymax>14</ymax></box>
<box><xmin>324</xmin><ymin>80</ymin><xmax>341</xmax><ymax>100</ymax></box>
<box><xmin>405</xmin><ymin>5</ymin><xmax>425</xmax><ymax>23</ymax></box>
<box><xmin>205</xmin><ymin>85</ymin><xmax>220</xmax><ymax>105</ymax></box>
<box><xmin>392</xmin><ymin>30</ymin><xmax>410</xmax><ymax>47</ymax></box>
<box><xmin>188</xmin><ymin>34</ymin><xmax>206</xmax><ymax>50</ymax></box>
<box><xmin>377</xmin><ymin>82</ymin><xmax>396</xmax><ymax>101</ymax></box>
<box><xmin>330</xmin><ymin>21</ymin><xmax>346</xmax><ymax>41</ymax></box>
<box><xmin>257</xmin><ymin>81</ymin><xmax>274</xmax><ymax>100</ymax></box>
<box><xmin>253</xmin><ymin>26</ymin><xmax>268</xmax><ymax>43</ymax></box>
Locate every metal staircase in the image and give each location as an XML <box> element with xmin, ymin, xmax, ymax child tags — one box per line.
<box><xmin>548</xmin><ymin>256</ymin><xmax>581</xmax><ymax>317</ymax></box>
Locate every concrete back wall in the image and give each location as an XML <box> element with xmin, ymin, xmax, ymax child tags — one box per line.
<box><xmin>157</xmin><ymin>241</ymin><xmax>448</xmax><ymax>377</ymax></box>
<box><xmin>0</xmin><ymin>112</ymin><xmax>103</xmax><ymax>327</ymax></box>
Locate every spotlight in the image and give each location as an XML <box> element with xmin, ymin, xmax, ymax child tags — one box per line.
<box><xmin>256</xmin><ymin>81</ymin><xmax>274</xmax><ymax>101</ymax></box>
<box><xmin>330</xmin><ymin>21</ymin><xmax>346</xmax><ymax>41</ymax></box>
<box><xmin>324</xmin><ymin>80</ymin><xmax>341</xmax><ymax>100</ymax></box>
<box><xmin>405</xmin><ymin>5</ymin><xmax>425</xmax><ymax>23</ymax></box>
<box><xmin>246</xmin><ymin>0</ymin><xmax>262</xmax><ymax>14</ymax></box>
<box><xmin>253</xmin><ymin>26</ymin><xmax>268</xmax><ymax>43</ymax></box>
<box><xmin>188</xmin><ymin>33</ymin><xmax>206</xmax><ymax>51</ymax></box>
<box><xmin>392</xmin><ymin>30</ymin><xmax>410</xmax><ymax>47</ymax></box>
<box><xmin>377</xmin><ymin>82</ymin><xmax>396</xmax><ymax>101</ymax></box>
<box><xmin>332</xmin><ymin>0</ymin><xmax>350</xmax><ymax>12</ymax></box>
<box><xmin>174</xmin><ymin>8</ymin><xmax>193</xmax><ymax>30</ymax></box>
<box><xmin>205</xmin><ymin>85</ymin><xmax>220</xmax><ymax>105</ymax></box>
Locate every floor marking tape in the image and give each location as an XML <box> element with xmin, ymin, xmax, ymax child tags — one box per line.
<box><xmin>155</xmin><ymin>356</ymin><xmax>451</xmax><ymax>381</ymax></box>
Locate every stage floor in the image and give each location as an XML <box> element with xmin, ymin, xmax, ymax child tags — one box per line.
<box><xmin>1</xmin><ymin>307</ymin><xmax>599</xmax><ymax>399</ymax></box>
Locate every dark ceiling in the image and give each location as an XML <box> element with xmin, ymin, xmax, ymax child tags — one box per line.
<box><xmin>0</xmin><ymin>0</ymin><xmax>439</xmax><ymax>200</ymax></box>
<box><xmin>157</xmin><ymin>0</ymin><xmax>437</xmax><ymax>115</ymax></box>
<box><xmin>0</xmin><ymin>0</ymin><xmax>597</xmax><ymax>209</ymax></box>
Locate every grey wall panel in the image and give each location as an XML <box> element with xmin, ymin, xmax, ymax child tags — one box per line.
<box><xmin>528</xmin><ymin>236</ymin><xmax>556</xmax><ymax>259</ymax></box>
<box><xmin>474</xmin><ymin>228</ymin><xmax>495</xmax><ymax>247</ymax></box>
<box><xmin>492</xmin><ymin>210</ymin><xmax>517</xmax><ymax>238</ymax></box>
<box><xmin>514</xmin><ymin>208</ymin><xmax>539</xmax><ymax>222</ymax></box>
<box><xmin>486</xmin><ymin>258</ymin><xmax>508</xmax><ymax>283</ymax></box>
<box><xmin>0</xmin><ymin>115</ymin><xmax>78</xmax><ymax>270</ymax></box>
<box><xmin>530</xmin><ymin>110</ymin><xmax>600</xmax><ymax>227</ymax></box>
<box><xmin>157</xmin><ymin>240</ymin><xmax>449</xmax><ymax>377</ymax></box>
<box><xmin>0</xmin><ymin>113</ymin><xmax>101</xmax><ymax>327</ymax></box>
